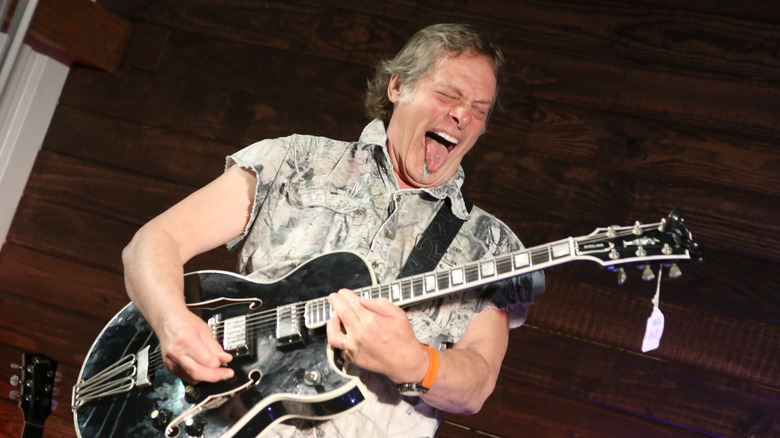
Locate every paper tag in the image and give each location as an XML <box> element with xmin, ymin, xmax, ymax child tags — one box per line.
<box><xmin>641</xmin><ymin>307</ymin><xmax>665</xmax><ymax>352</ymax></box>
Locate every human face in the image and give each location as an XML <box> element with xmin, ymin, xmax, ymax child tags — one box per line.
<box><xmin>385</xmin><ymin>52</ymin><xmax>497</xmax><ymax>189</ymax></box>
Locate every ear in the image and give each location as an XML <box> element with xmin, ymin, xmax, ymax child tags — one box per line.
<box><xmin>387</xmin><ymin>74</ymin><xmax>402</xmax><ymax>104</ymax></box>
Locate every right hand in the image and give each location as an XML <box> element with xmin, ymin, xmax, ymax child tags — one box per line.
<box><xmin>156</xmin><ymin>309</ymin><xmax>235</xmax><ymax>384</ymax></box>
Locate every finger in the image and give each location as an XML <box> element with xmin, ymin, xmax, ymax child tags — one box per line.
<box><xmin>326</xmin><ymin>294</ymin><xmax>346</xmax><ymax>348</ymax></box>
<box><xmin>329</xmin><ymin>289</ymin><xmax>360</xmax><ymax>327</ymax></box>
<box><xmin>176</xmin><ymin>354</ymin><xmax>234</xmax><ymax>384</ymax></box>
<box><xmin>188</xmin><ymin>328</ymin><xmax>231</xmax><ymax>369</ymax></box>
<box><xmin>203</xmin><ymin>332</ymin><xmax>234</xmax><ymax>365</ymax></box>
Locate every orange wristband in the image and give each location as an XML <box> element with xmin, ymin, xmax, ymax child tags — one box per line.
<box><xmin>420</xmin><ymin>344</ymin><xmax>440</xmax><ymax>390</ymax></box>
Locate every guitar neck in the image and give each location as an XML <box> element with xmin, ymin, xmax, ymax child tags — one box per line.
<box><xmin>302</xmin><ymin>214</ymin><xmax>696</xmax><ymax>329</ymax></box>
<box><xmin>22</xmin><ymin>423</ymin><xmax>45</xmax><ymax>438</ymax></box>
<box><xmin>304</xmin><ymin>237</ymin><xmax>576</xmax><ymax>328</ymax></box>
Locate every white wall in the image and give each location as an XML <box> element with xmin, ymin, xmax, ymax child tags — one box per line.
<box><xmin>0</xmin><ymin>39</ymin><xmax>70</xmax><ymax>250</ymax></box>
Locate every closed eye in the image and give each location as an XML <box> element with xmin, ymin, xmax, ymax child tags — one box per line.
<box><xmin>436</xmin><ymin>91</ymin><xmax>458</xmax><ymax>102</ymax></box>
<box><xmin>472</xmin><ymin>105</ymin><xmax>488</xmax><ymax>119</ymax></box>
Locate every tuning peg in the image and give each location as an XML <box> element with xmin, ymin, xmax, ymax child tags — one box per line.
<box><xmin>668</xmin><ymin>263</ymin><xmax>682</xmax><ymax>279</ymax></box>
<box><xmin>54</xmin><ymin>371</ymin><xmax>62</xmax><ymax>383</ymax></box>
<box><xmin>10</xmin><ymin>363</ymin><xmax>21</xmax><ymax>370</ymax></box>
<box><xmin>642</xmin><ymin>265</ymin><xmax>656</xmax><ymax>281</ymax></box>
<box><xmin>52</xmin><ymin>387</ymin><xmax>61</xmax><ymax>397</ymax></box>
<box><xmin>9</xmin><ymin>390</ymin><xmax>20</xmax><ymax>399</ymax></box>
<box><xmin>9</xmin><ymin>374</ymin><xmax>19</xmax><ymax>386</ymax></box>
<box><xmin>51</xmin><ymin>400</ymin><xmax>59</xmax><ymax>411</ymax></box>
<box><xmin>617</xmin><ymin>267</ymin><xmax>627</xmax><ymax>285</ymax></box>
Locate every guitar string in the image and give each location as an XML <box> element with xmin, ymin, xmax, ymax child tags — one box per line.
<box><xmin>189</xmin><ymin>228</ymin><xmax>648</xmax><ymax>341</ymax></box>
<box><xmin>215</xmin><ymin>225</ymin><xmax>665</xmax><ymax>338</ymax></box>
<box><xmin>139</xmin><ymin>227</ymin><xmax>655</xmax><ymax>378</ymax></box>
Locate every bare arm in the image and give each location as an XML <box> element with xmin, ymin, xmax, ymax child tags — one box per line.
<box><xmin>122</xmin><ymin>165</ymin><xmax>257</xmax><ymax>383</ymax></box>
<box><xmin>327</xmin><ymin>290</ymin><xmax>508</xmax><ymax>414</ymax></box>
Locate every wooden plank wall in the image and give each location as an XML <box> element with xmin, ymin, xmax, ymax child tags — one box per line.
<box><xmin>1</xmin><ymin>0</ymin><xmax>778</xmax><ymax>436</ymax></box>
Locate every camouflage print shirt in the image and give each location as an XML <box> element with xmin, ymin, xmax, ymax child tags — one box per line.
<box><xmin>226</xmin><ymin>119</ymin><xmax>544</xmax><ymax>438</ymax></box>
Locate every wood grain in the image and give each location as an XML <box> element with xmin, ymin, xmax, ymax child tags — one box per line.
<box><xmin>1</xmin><ymin>1</ymin><xmax>778</xmax><ymax>436</ymax></box>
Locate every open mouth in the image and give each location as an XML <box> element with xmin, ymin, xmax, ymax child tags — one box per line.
<box><xmin>425</xmin><ymin>131</ymin><xmax>458</xmax><ymax>151</ymax></box>
<box><xmin>424</xmin><ymin>131</ymin><xmax>459</xmax><ymax>174</ymax></box>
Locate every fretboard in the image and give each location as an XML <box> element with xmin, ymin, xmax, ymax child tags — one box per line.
<box><xmin>303</xmin><ymin>237</ymin><xmax>575</xmax><ymax>328</ymax></box>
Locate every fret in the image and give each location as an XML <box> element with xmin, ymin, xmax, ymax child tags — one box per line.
<box><xmin>436</xmin><ymin>271</ymin><xmax>450</xmax><ymax>290</ymax></box>
<box><xmin>514</xmin><ymin>251</ymin><xmax>530</xmax><ymax>269</ymax></box>
<box><xmin>315</xmin><ymin>300</ymin><xmax>324</xmax><ymax>324</ymax></box>
<box><xmin>411</xmin><ymin>276</ymin><xmax>425</xmax><ymax>297</ymax></box>
<box><xmin>551</xmin><ymin>241</ymin><xmax>571</xmax><ymax>259</ymax></box>
<box><xmin>390</xmin><ymin>282</ymin><xmax>401</xmax><ymax>302</ymax></box>
<box><xmin>480</xmin><ymin>259</ymin><xmax>496</xmax><ymax>278</ymax></box>
<box><xmin>496</xmin><ymin>254</ymin><xmax>513</xmax><ymax>275</ymax></box>
<box><xmin>464</xmin><ymin>264</ymin><xmax>479</xmax><ymax>283</ymax></box>
<box><xmin>451</xmin><ymin>267</ymin><xmax>464</xmax><ymax>286</ymax></box>
<box><xmin>531</xmin><ymin>246</ymin><xmax>550</xmax><ymax>266</ymax></box>
<box><xmin>425</xmin><ymin>274</ymin><xmax>437</xmax><ymax>293</ymax></box>
<box><xmin>379</xmin><ymin>284</ymin><xmax>391</xmax><ymax>301</ymax></box>
<box><xmin>401</xmin><ymin>278</ymin><xmax>413</xmax><ymax>300</ymax></box>
<box><xmin>323</xmin><ymin>300</ymin><xmax>331</xmax><ymax>324</ymax></box>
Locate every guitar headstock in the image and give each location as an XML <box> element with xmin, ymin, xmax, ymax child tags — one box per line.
<box><xmin>11</xmin><ymin>353</ymin><xmax>59</xmax><ymax>428</ymax></box>
<box><xmin>576</xmin><ymin>208</ymin><xmax>703</xmax><ymax>283</ymax></box>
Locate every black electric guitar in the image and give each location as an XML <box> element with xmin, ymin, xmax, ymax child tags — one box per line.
<box><xmin>72</xmin><ymin>208</ymin><xmax>702</xmax><ymax>438</ymax></box>
<box><xmin>12</xmin><ymin>353</ymin><xmax>59</xmax><ymax>438</ymax></box>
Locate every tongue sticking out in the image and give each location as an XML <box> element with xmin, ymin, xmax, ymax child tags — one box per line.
<box><xmin>424</xmin><ymin>135</ymin><xmax>449</xmax><ymax>174</ymax></box>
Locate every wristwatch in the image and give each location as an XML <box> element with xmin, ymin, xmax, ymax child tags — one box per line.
<box><xmin>396</xmin><ymin>382</ymin><xmax>429</xmax><ymax>396</ymax></box>
<box><xmin>395</xmin><ymin>344</ymin><xmax>440</xmax><ymax>397</ymax></box>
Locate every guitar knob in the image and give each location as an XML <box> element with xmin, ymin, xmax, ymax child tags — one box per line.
<box><xmin>150</xmin><ymin>409</ymin><xmax>173</xmax><ymax>430</ymax></box>
<box><xmin>184</xmin><ymin>385</ymin><xmax>202</xmax><ymax>403</ymax></box>
<box><xmin>184</xmin><ymin>417</ymin><xmax>205</xmax><ymax>437</ymax></box>
<box><xmin>304</xmin><ymin>369</ymin><xmax>323</xmax><ymax>386</ymax></box>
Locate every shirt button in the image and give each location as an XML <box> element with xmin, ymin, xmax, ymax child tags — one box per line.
<box><xmin>383</xmin><ymin>230</ymin><xmax>391</xmax><ymax>239</ymax></box>
<box><xmin>371</xmin><ymin>261</ymin><xmax>379</xmax><ymax>269</ymax></box>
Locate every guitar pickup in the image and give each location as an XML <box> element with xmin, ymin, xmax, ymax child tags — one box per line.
<box><xmin>210</xmin><ymin>314</ymin><xmax>251</xmax><ymax>357</ymax></box>
<box><xmin>276</xmin><ymin>304</ymin><xmax>303</xmax><ymax>347</ymax></box>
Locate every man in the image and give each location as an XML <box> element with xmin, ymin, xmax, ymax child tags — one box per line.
<box><xmin>122</xmin><ymin>23</ymin><xmax>543</xmax><ymax>437</ymax></box>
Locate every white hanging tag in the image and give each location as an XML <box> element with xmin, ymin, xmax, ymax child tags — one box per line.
<box><xmin>641</xmin><ymin>306</ymin><xmax>665</xmax><ymax>352</ymax></box>
<box><xmin>641</xmin><ymin>265</ymin><xmax>665</xmax><ymax>352</ymax></box>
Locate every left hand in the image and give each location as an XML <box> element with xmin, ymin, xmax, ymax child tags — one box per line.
<box><xmin>326</xmin><ymin>289</ymin><xmax>429</xmax><ymax>384</ymax></box>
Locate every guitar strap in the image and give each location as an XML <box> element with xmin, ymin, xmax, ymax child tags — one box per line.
<box><xmin>398</xmin><ymin>196</ymin><xmax>473</xmax><ymax>278</ymax></box>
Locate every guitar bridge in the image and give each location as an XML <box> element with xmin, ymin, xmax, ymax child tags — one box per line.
<box><xmin>276</xmin><ymin>304</ymin><xmax>304</xmax><ymax>347</ymax></box>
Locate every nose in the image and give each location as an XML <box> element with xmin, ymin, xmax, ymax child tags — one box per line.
<box><xmin>449</xmin><ymin>105</ymin><xmax>471</xmax><ymax>129</ymax></box>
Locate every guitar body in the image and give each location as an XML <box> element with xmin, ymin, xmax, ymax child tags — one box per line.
<box><xmin>73</xmin><ymin>252</ymin><xmax>375</xmax><ymax>438</ymax></box>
